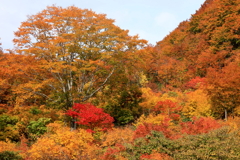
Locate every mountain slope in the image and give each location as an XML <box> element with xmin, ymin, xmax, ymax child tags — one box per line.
<box><xmin>151</xmin><ymin>0</ymin><xmax>240</xmax><ymax>118</ymax></box>
<box><xmin>156</xmin><ymin>0</ymin><xmax>239</xmax><ymax>77</ymax></box>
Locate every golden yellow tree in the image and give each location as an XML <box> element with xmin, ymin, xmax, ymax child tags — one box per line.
<box><xmin>13</xmin><ymin>5</ymin><xmax>147</xmax><ymax>109</ymax></box>
<box><xmin>182</xmin><ymin>89</ymin><xmax>212</xmax><ymax>118</ymax></box>
<box><xmin>27</xmin><ymin>122</ymin><xmax>100</xmax><ymax>159</ymax></box>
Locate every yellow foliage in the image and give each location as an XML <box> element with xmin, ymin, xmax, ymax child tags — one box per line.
<box><xmin>0</xmin><ymin>140</ymin><xmax>18</xmax><ymax>153</ymax></box>
<box><xmin>140</xmin><ymin>87</ymin><xmax>162</xmax><ymax>110</ymax></box>
<box><xmin>182</xmin><ymin>89</ymin><xmax>212</xmax><ymax>118</ymax></box>
<box><xmin>100</xmin><ymin>127</ymin><xmax>134</xmax><ymax>147</ymax></box>
<box><xmin>28</xmin><ymin>124</ymin><xmax>100</xmax><ymax>160</ymax></box>
<box><xmin>139</xmin><ymin>72</ymin><xmax>148</xmax><ymax>86</ymax></box>
<box><xmin>134</xmin><ymin>114</ymin><xmax>169</xmax><ymax>127</ymax></box>
<box><xmin>225</xmin><ymin>117</ymin><xmax>240</xmax><ymax>130</ymax></box>
<box><xmin>234</xmin><ymin>106</ymin><xmax>240</xmax><ymax>116</ymax></box>
<box><xmin>0</xmin><ymin>139</ymin><xmax>29</xmax><ymax>158</ymax></box>
<box><xmin>140</xmin><ymin>150</ymin><xmax>173</xmax><ymax>160</ymax></box>
<box><xmin>0</xmin><ymin>126</ymin><xmax>20</xmax><ymax>142</ymax></box>
<box><xmin>158</xmin><ymin>91</ymin><xmax>185</xmax><ymax>103</ymax></box>
<box><xmin>46</xmin><ymin>121</ymin><xmax>64</xmax><ymax>133</ymax></box>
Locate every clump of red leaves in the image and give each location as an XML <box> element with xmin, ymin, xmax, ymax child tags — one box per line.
<box><xmin>185</xmin><ymin>76</ymin><xmax>206</xmax><ymax>89</ymax></box>
<box><xmin>152</xmin><ymin>100</ymin><xmax>182</xmax><ymax>121</ymax></box>
<box><xmin>133</xmin><ymin>118</ymin><xmax>181</xmax><ymax>140</ymax></box>
<box><xmin>102</xmin><ymin>143</ymin><xmax>126</xmax><ymax>160</ymax></box>
<box><xmin>181</xmin><ymin>116</ymin><xmax>222</xmax><ymax>135</ymax></box>
<box><xmin>66</xmin><ymin>103</ymin><xmax>114</xmax><ymax>132</ymax></box>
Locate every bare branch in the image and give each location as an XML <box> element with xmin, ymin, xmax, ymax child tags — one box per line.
<box><xmin>82</xmin><ymin>67</ymin><xmax>115</xmax><ymax>102</ymax></box>
<box><xmin>22</xmin><ymin>87</ymin><xmax>52</xmax><ymax>100</ymax></box>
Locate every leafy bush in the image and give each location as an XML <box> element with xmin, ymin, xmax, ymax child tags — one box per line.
<box><xmin>0</xmin><ymin>151</ymin><xmax>22</xmax><ymax>160</ymax></box>
<box><xmin>105</xmin><ymin>87</ymin><xmax>143</xmax><ymax>126</ymax></box>
<box><xmin>0</xmin><ymin>114</ymin><xmax>18</xmax><ymax>131</ymax></box>
<box><xmin>180</xmin><ymin>116</ymin><xmax>222</xmax><ymax>135</ymax></box>
<box><xmin>27</xmin><ymin>117</ymin><xmax>51</xmax><ymax>139</ymax></box>
<box><xmin>174</xmin><ymin>127</ymin><xmax>240</xmax><ymax>159</ymax></box>
<box><xmin>133</xmin><ymin>120</ymin><xmax>179</xmax><ymax>140</ymax></box>
<box><xmin>66</xmin><ymin>103</ymin><xmax>114</xmax><ymax>132</ymax></box>
<box><xmin>100</xmin><ymin>127</ymin><xmax>134</xmax><ymax>147</ymax></box>
<box><xmin>115</xmin><ymin>109</ymin><xmax>134</xmax><ymax>125</ymax></box>
<box><xmin>106</xmin><ymin>127</ymin><xmax>240</xmax><ymax>160</ymax></box>
<box><xmin>29</xmin><ymin>107</ymin><xmax>42</xmax><ymax>115</ymax></box>
<box><xmin>27</xmin><ymin>126</ymin><xmax>99</xmax><ymax>160</ymax></box>
<box><xmin>0</xmin><ymin>114</ymin><xmax>19</xmax><ymax>141</ymax></box>
<box><xmin>109</xmin><ymin>131</ymin><xmax>175</xmax><ymax>159</ymax></box>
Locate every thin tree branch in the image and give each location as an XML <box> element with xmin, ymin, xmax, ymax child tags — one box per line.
<box><xmin>82</xmin><ymin>67</ymin><xmax>115</xmax><ymax>102</ymax></box>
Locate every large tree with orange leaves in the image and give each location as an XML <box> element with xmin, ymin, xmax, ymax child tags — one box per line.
<box><xmin>13</xmin><ymin>5</ymin><xmax>147</xmax><ymax>109</ymax></box>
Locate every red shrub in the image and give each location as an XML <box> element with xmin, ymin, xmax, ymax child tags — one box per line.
<box><xmin>152</xmin><ymin>100</ymin><xmax>181</xmax><ymax>121</ymax></box>
<box><xmin>102</xmin><ymin>143</ymin><xmax>126</xmax><ymax>160</ymax></box>
<box><xmin>181</xmin><ymin>117</ymin><xmax>222</xmax><ymax>135</ymax></box>
<box><xmin>66</xmin><ymin>103</ymin><xmax>114</xmax><ymax>132</ymax></box>
<box><xmin>185</xmin><ymin>76</ymin><xmax>206</xmax><ymax>89</ymax></box>
<box><xmin>133</xmin><ymin>117</ymin><xmax>180</xmax><ymax>140</ymax></box>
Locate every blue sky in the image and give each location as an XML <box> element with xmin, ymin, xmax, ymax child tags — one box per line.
<box><xmin>0</xmin><ymin>0</ymin><xmax>205</xmax><ymax>50</ymax></box>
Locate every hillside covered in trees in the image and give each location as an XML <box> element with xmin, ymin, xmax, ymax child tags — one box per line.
<box><xmin>0</xmin><ymin>0</ymin><xmax>240</xmax><ymax>159</ymax></box>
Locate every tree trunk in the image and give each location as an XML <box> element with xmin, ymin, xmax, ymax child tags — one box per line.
<box><xmin>225</xmin><ymin>109</ymin><xmax>228</xmax><ymax>121</ymax></box>
<box><xmin>70</xmin><ymin>118</ymin><xmax>77</xmax><ymax>131</ymax></box>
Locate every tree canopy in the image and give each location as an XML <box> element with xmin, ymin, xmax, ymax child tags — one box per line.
<box><xmin>13</xmin><ymin>5</ymin><xmax>147</xmax><ymax>109</ymax></box>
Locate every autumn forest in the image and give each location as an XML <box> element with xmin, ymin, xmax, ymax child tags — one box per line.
<box><xmin>0</xmin><ymin>0</ymin><xmax>240</xmax><ymax>159</ymax></box>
